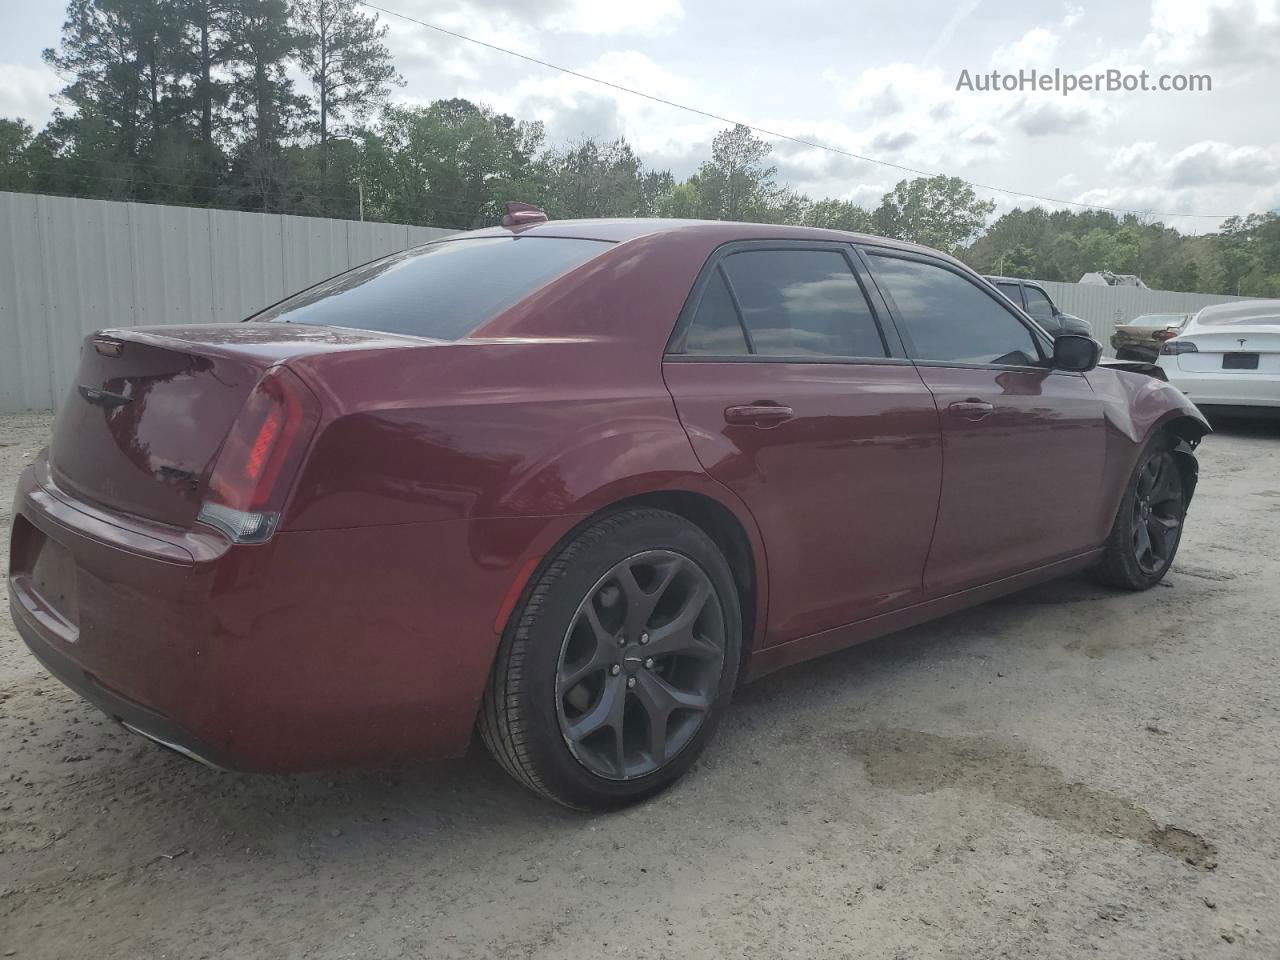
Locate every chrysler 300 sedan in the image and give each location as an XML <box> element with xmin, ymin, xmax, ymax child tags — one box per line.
<box><xmin>9</xmin><ymin>213</ymin><xmax>1209</xmax><ymax>808</ymax></box>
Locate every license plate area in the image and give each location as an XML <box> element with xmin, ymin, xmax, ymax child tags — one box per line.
<box><xmin>17</xmin><ymin>519</ymin><xmax>81</xmax><ymax>631</ymax></box>
<box><xmin>1223</xmin><ymin>352</ymin><xmax>1259</xmax><ymax>370</ymax></box>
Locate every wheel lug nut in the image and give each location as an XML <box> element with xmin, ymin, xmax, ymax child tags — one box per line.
<box><xmin>644</xmin><ymin>657</ymin><xmax>654</xmax><ymax>669</ymax></box>
<box><xmin>639</xmin><ymin>632</ymin><xmax>650</xmax><ymax>645</ymax></box>
<box><xmin>626</xmin><ymin>677</ymin><xmax>637</xmax><ymax>688</ymax></box>
<box><xmin>616</xmin><ymin>635</ymin><xmax>626</xmax><ymax>647</ymax></box>
<box><xmin>610</xmin><ymin>664</ymin><xmax>621</xmax><ymax>676</ymax></box>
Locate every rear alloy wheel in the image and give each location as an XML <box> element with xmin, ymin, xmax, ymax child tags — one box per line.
<box><xmin>556</xmin><ymin>550</ymin><xmax>725</xmax><ymax>781</ymax></box>
<box><xmin>1092</xmin><ymin>437</ymin><xmax>1187</xmax><ymax>589</ymax></box>
<box><xmin>479</xmin><ymin>509</ymin><xmax>741</xmax><ymax>809</ymax></box>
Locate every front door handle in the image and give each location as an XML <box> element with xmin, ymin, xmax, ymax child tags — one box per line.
<box><xmin>947</xmin><ymin>399</ymin><xmax>995</xmax><ymax>420</ymax></box>
<box><xmin>724</xmin><ymin>403</ymin><xmax>794</xmax><ymax>426</ymax></box>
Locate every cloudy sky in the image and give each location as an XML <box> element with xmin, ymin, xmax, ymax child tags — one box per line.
<box><xmin>2</xmin><ymin>0</ymin><xmax>1278</xmax><ymax>230</ymax></box>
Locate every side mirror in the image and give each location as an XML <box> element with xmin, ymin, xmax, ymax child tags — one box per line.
<box><xmin>1052</xmin><ymin>333</ymin><xmax>1102</xmax><ymax>372</ymax></box>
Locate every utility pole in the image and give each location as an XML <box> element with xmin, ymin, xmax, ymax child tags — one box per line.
<box><xmin>359</xmin><ymin>179</ymin><xmax>364</xmax><ymax>222</ymax></box>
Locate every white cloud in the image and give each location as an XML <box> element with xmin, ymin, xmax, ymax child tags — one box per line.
<box><xmin>546</xmin><ymin>0</ymin><xmax>685</xmax><ymax>36</ymax></box>
<box><xmin>1165</xmin><ymin>141</ymin><xmax>1280</xmax><ymax>187</ymax></box>
<box><xmin>1141</xmin><ymin>0</ymin><xmax>1280</xmax><ymax>71</ymax></box>
<box><xmin>923</xmin><ymin>0</ymin><xmax>983</xmax><ymax>64</ymax></box>
<box><xmin>0</xmin><ymin>62</ymin><xmax>59</xmax><ymax>126</ymax></box>
<box><xmin>991</xmin><ymin>27</ymin><xmax>1061</xmax><ymax>66</ymax></box>
<box><xmin>1108</xmin><ymin>141</ymin><xmax>1160</xmax><ymax>179</ymax></box>
<box><xmin>1105</xmin><ymin>139</ymin><xmax>1280</xmax><ymax>189</ymax></box>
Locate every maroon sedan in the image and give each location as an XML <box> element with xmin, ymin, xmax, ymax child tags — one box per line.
<box><xmin>8</xmin><ymin>214</ymin><xmax>1208</xmax><ymax>808</ymax></box>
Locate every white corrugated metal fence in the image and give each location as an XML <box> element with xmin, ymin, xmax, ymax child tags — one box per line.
<box><xmin>0</xmin><ymin>191</ymin><xmax>453</xmax><ymax>412</ymax></box>
<box><xmin>0</xmin><ymin>190</ymin><xmax>1260</xmax><ymax>412</ymax></box>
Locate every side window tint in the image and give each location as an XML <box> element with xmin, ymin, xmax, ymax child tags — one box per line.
<box><xmin>870</xmin><ymin>255</ymin><xmax>1041</xmax><ymax>366</ymax></box>
<box><xmin>721</xmin><ymin>250</ymin><xmax>886</xmax><ymax>358</ymax></box>
<box><xmin>1023</xmin><ymin>286</ymin><xmax>1055</xmax><ymax>321</ymax></box>
<box><xmin>683</xmin><ymin>269</ymin><xmax>749</xmax><ymax>354</ymax></box>
<box><xmin>996</xmin><ymin>283</ymin><xmax>1023</xmax><ymax>308</ymax></box>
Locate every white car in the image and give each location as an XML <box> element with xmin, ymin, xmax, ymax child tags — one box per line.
<box><xmin>1157</xmin><ymin>299</ymin><xmax>1280</xmax><ymax>411</ymax></box>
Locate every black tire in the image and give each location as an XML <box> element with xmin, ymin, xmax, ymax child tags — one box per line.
<box><xmin>1091</xmin><ymin>433</ymin><xmax>1187</xmax><ymax>590</ymax></box>
<box><xmin>478</xmin><ymin>508</ymin><xmax>742</xmax><ymax>809</ymax></box>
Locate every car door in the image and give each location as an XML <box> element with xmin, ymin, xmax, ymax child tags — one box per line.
<box><xmin>861</xmin><ymin>248</ymin><xmax>1106</xmax><ymax>595</ymax></box>
<box><xmin>663</xmin><ymin>241</ymin><xmax>943</xmax><ymax>646</ymax></box>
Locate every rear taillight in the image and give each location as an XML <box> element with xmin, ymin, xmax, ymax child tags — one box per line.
<box><xmin>1153</xmin><ymin>328</ymin><xmax>1179</xmax><ymax>342</ymax></box>
<box><xmin>198</xmin><ymin>366</ymin><xmax>319</xmax><ymax>543</ymax></box>
<box><xmin>1160</xmin><ymin>339</ymin><xmax>1198</xmax><ymax>355</ymax></box>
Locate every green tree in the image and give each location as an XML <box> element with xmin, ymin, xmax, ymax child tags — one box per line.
<box><xmin>872</xmin><ymin>175</ymin><xmax>995</xmax><ymax>252</ymax></box>
<box><xmin>223</xmin><ymin>0</ymin><xmax>306</xmax><ymax>211</ymax></box>
<box><xmin>690</xmin><ymin>124</ymin><xmax>799</xmax><ymax>222</ymax></box>
<box><xmin>0</xmin><ymin>118</ymin><xmax>35</xmax><ymax>190</ymax></box>
<box><xmin>43</xmin><ymin>0</ymin><xmax>179</xmax><ymax>161</ymax></box>
<box><xmin>803</xmin><ymin>197</ymin><xmax>871</xmax><ymax>232</ymax></box>
<box><xmin>540</xmin><ymin>137</ymin><xmax>671</xmax><ymax>219</ymax></box>
<box><xmin>292</xmin><ymin>0</ymin><xmax>399</xmax><ymax>181</ymax></box>
<box><xmin>358</xmin><ymin>99</ymin><xmax>544</xmax><ymax>228</ymax></box>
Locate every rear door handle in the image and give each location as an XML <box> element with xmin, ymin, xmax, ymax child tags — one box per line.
<box><xmin>947</xmin><ymin>399</ymin><xmax>995</xmax><ymax>420</ymax></box>
<box><xmin>724</xmin><ymin>403</ymin><xmax>794</xmax><ymax>426</ymax></box>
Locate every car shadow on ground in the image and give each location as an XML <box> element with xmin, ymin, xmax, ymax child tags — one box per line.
<box><xmin>18</xmin><ymin>568</ymin><xmax>1124</xmax><ymax>847</ymax></box>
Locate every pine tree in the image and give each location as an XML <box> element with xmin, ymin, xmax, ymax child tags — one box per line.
<box><xmin>291</xmin><ymin>0</ymin><xmax>399</xmax><ymax>181</ymax></box>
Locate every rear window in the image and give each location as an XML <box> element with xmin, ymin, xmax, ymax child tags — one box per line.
<box><xmin>255</xmin><ymin>236</ymin><xmax>612</xmax><ymax>339</ymax></box>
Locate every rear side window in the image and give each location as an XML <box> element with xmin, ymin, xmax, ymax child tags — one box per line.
<box><xmin>694</xmin><ymin>249</ymin><xmax>885</xmax><ymax>358</ymax></box>
<box><xmin>870</xmin><ymin>254</ymin><xmax>1042</xmax><ymax>366</ymax></box>
<box><xmin>255</xmin><ymin>236</ymin><xmax>611</xmax><ymax>339</ymax></box>
<box><xmin>996</xmin><ymin>282</ymin><xmax>1023</xmax><ymax>308</ymax></box>
<box><xmin>684</xmin><ymin>269</ymin><xmax>750</xmax><ymax>354</ymax></box>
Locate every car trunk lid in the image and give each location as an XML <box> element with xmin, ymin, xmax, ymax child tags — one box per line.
<box><xmin>48</xmin><ymin>323</ymin><xmax>422</xmax><ymax>528</ymax></box>
<box><xmin>1177</xmin><ymin>326</ymin><xmax>1280</xmax><ymax>373</ymax></box>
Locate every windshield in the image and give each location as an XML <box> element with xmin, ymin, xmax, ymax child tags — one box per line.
<box><xmin>255</xmin><ymin>236</ymin><xmax>613</xmax><ymax>339</ymax></box>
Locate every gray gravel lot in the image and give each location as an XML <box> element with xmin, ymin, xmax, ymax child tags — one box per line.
<box><xmin>2</xmin><ymin>411</ymin><xmax>1278</xmax><ymax>959</ymax></box>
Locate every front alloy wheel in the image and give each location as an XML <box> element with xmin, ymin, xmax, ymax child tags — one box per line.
<box><xmin>1092</xmin><ymin>434</ymin><xmax>1191</xmax><ymax>590</ymax></box>
<box><xmin>1132</xmin><ymin>451</ymin><xmax>1185</xmax><ymax>576</ymax></box>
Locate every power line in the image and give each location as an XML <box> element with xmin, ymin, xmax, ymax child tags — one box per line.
<box><xmin>358</xmin><ymin>0</ymin><xmax>1242</xmax><ymax>222</ymax></box>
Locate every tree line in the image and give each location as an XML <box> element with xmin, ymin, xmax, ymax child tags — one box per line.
<box><xmin>1</xmin><ymin>0</ymin><xmax>1278</xmax><ymax>297</ymax></box>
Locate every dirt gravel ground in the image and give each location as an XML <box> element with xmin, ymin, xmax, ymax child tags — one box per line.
<box><xmin>1</xmin><ymin>410</ymin><xmax>1278</xmax><ymax>959</ymax></box>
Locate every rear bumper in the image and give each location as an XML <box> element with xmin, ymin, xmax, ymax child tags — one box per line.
<box><xmin>12</xmin><ymin>606</ymin><xmax>232</xmax><ymax>768</ymax></box>
<box><xmin>8</xmin><ymin>453</ymin><xmax>564</xmax><ymax>772</ymax></box>
<box><xmin>1156</xmin><ymin>360</ymin><xmax>1280</xmax><ymax>408</ymax></box>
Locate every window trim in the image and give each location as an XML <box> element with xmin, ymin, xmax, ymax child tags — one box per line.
<box><xmin>858</xmin><ymin>246</ymin><xmax>1058</xmax><ymax>372</ymax></box>
<box><xmin>665</xmin><ymin>240</ymin><xmax>904</xmax><ymax>363</ymax></box>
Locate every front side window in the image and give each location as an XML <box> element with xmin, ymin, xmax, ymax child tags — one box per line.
<box><xmin>1022</xmin><ymin>286</ymin><xmax>1056</xmax><ymax>322</ymax></box>
<box><xmin>255</xmin><ymin>236</ymin><xmax>612</xmax><ymax>340</ymax></box>
<box><xmin>869</xmin><ymin>254</ymin><xmax>1042</xmax><ymax>366</ymax></box>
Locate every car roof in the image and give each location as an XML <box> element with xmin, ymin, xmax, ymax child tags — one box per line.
<box><xmin>1192</xmin><ymin>299</ymin><xmax>1280</xmax><ymax>325</ymax></box>
<box><xmin>457</xmin><ymin>217</ymin><xmax>948</xmax><ymax>259</ymax></box>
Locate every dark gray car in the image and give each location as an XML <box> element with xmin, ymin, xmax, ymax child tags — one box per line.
<box><xmin>985</xmin><ymin>276</ymin><xmax>1091</xmax><ymax>338</ymax></box>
